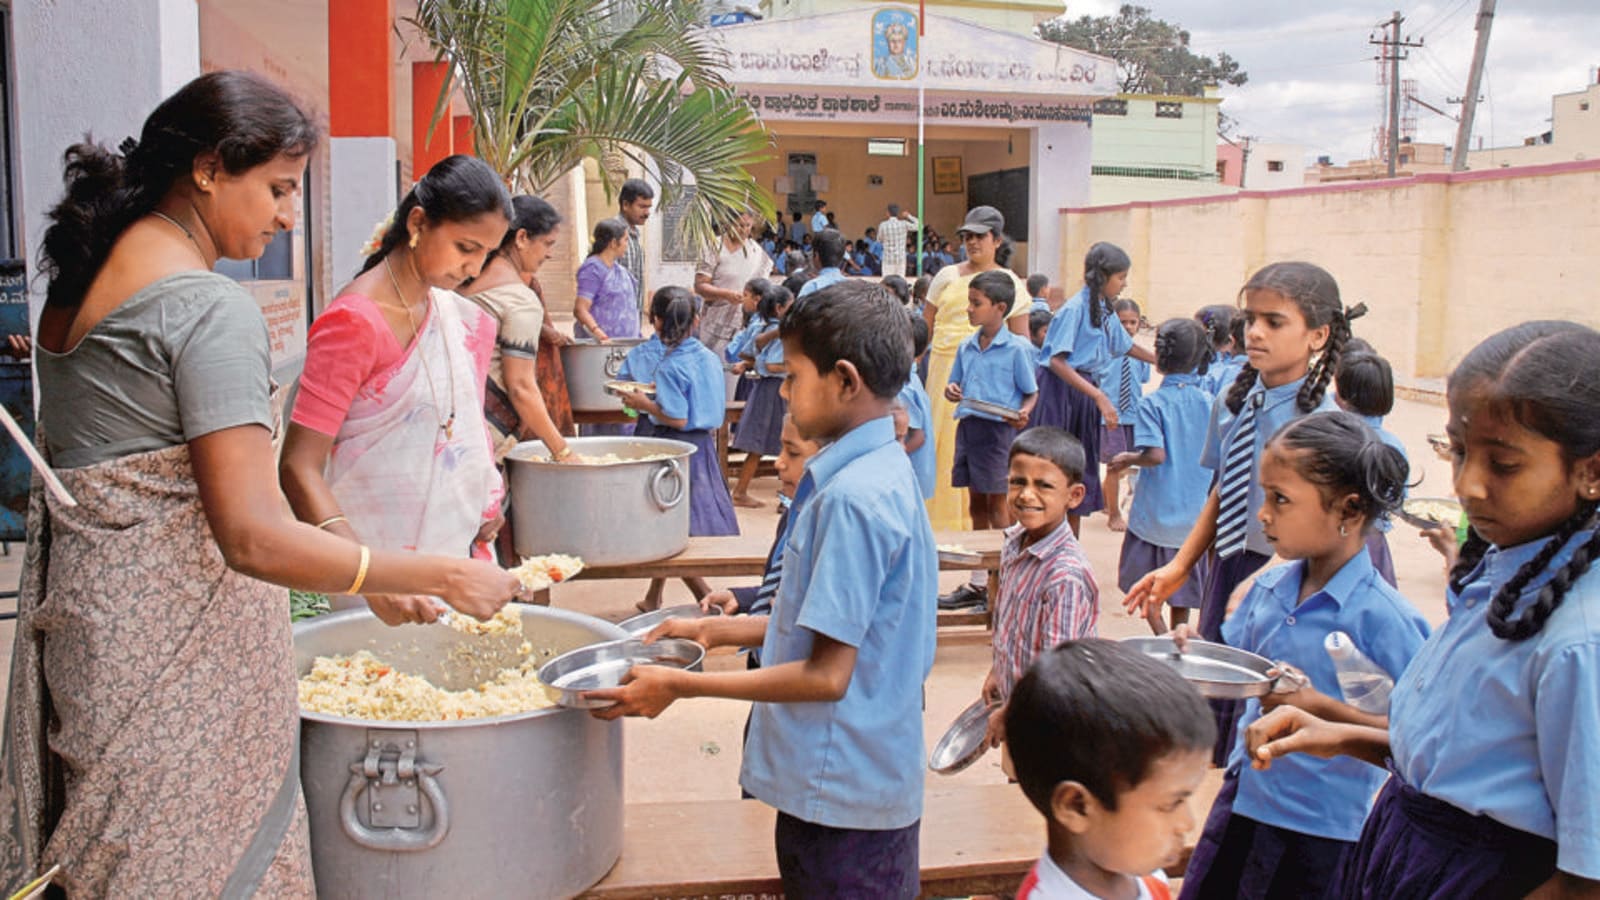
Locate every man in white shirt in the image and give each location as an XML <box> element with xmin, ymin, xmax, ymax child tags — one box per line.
<box><xmin>694</xmin><ymin>209</ymin><xmax>773</xmax><ymax>354</ymax></box>
<box><xmin>876</xmin><ymin>203</ymin><xmax>919</xmax><ymax>278</ymax></box>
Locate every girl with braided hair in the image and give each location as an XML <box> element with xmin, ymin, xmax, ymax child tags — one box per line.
<box><xmin>1031</xmin><ymin>242</ymin><xmax>1157</xmax><ymax>535</ymax></box>
<box><xmin>1123</xmin><ymin>261</ymin><xmax>1358</xmax><ymax>763</ymax></box>
<box><xmin>1247</xmin><ymin>321</ymin><xmax>1600</xmax><ymax>899</ymax></box>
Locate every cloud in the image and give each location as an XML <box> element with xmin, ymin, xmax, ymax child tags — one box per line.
<box><xmin>1051</xmin><ymin>0</ymin><xmax>1599</xmax><ymax>163</ymax></box>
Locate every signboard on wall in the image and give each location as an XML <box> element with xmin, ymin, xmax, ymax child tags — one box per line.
<box><xmin>713</xmin><ymin>6</ymin><xmax>1115</xmax><ymax>99</ymax></box>
<box><xmin>737</xmin><ymin>88</ymin><xmax>1092</xmax><ymax>127</ymax></box>
<box><xmin>659</xmin><ymin>186</ymin><xmax>702</xmax><ymax>264</ymax></box>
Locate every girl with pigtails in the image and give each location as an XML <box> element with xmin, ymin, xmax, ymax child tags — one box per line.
<box><xmin>1248</xmin><ymin>321</ymin><xmax>1600</xmax><ymax>899</ymax></box>
<box><xmin>1123</xmin><ymin>261</ymin><xmax>1363</xmax><ymax>763</ymax></box>
<box><xmin>1031</xmin><ymin>242</ymin><xmax>1158</xmax><ymax>535</ymax></box>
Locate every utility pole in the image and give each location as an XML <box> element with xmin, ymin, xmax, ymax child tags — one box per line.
<box><xmin>1451</xmin><ymin>0</ymin><xmax>1497</xmax><ymax>171</ymax></box>
<box><xmin>1371</xmin><ymin>12</ymin><xmax>1423</xmax><ymax>177</ymax></box>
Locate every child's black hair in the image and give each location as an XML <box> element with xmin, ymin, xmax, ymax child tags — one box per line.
<box><xmin>781</xmin><ymin>281</ymin><xmax>912</xmax><ymax>399</ymax></box>
<box><xmin>1344</xmin><ymin>337</ymin><xmax>1376</xmax><ymax>357</ymax></box>
<box><xmin>1266</xmin><ymin>411</ymin><xmax>1407</xmax><ymax>534</ymax></box>
<box><xmin>913</xmin><ymin>274</ymin><xmax>932</xmax><ymax>302</ymax></box>
<box><xmin>906</xmin><ymin>310</ymin><xmax>931</xmax><ymax>359</ymax></box>
<box><xmin>1335</xmin><ymin>351</ymin><xmax>1395</xmax><ymax>418</ymax></box>
<box><xmin>811</xmin><ymin>228</ymin><xmax>847</xmax><ymax>269</ymax></box>
<box><xmin>1082</xmin><ymin>241</ymin><xmax>1131</xmax><ymax>329</ymax></box>
<box><xmin>1111</xmin><ymin>297</ymin><xmax>1141</xmax><ymax>318</ymax></box>
<box><xmin>1009</xmin><ymin>427</ymin><xmax>1086</xmax><ymax>483</ymax></box>
<box><xmin>970</xmin><ymin>270</ymin><xmax>1016</xmax><ymax>315</ymax></box>
<box><xmin>1026</xmin><ymin>273</ymin><xmax>1049</xmax><ymax>297</ymax></box>
<box><xmin>1027</xmin><ymin>308</ymin><xmax>1053</xmax><ymax>340</ymax></box>
<box><xmin>881</xmin><ymin>274</ymin><xmax>911</xmax><ymax>305</ymax></box>
<box><xmin>650</xmin><ymin>285</ymin><xmax>698</xmax><ymax>347</ymax></box>
<box><xmin>1007</xmin><ymin>639</ymin><xmax>1213</xmax><ymax>814</ymax></box>
<box><xmin>781</xmin><ymin>272</ymin><xmax>810</xmax><ymax>298</ymax></box>
<box><xmin>1446</xmin><ymin>321</ymin><xmax>1600</xmax><ymax>641</ymax></box>
<box><xmin>1154</xmin><ymin>318</ymin><xmax>1211</xmax><ymax>377</ymax></box>
<box><xmin>1195</xmin><ymin>304</ymin><xmax>1237</xmax><ymax>353</ymax></box>
<box><xmin>756</xmin><ymin>281</ymin><xmax>792</xmax><ymax>322</ymax></box>
<box><xmin>1226</xmin><ymin>262</ymin><xmax>1366</xmax><ymax>416</ymax></box>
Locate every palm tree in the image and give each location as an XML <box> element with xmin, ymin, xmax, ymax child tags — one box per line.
<box><xmin>408</xmin><ymin>0</ymin><xmax>774</xmax><ymax>249</ymax></box>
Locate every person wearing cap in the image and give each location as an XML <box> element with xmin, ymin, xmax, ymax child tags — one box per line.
<box><xmin>922</xmin><ymin>207</ymin><xmax>1032</xmax><ymax>586</ymax></box>
<box><xmin>876</xmin><ymin>203</ymin><xmax>919</xmax><ymax>278</ymax></box>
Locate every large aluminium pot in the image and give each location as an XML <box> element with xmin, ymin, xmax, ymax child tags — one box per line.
<box><xmin>295</xmin><ymin>605</ymin><xmax>628</xmax><ymax>899</ymax></box>
<box><xmin>560</xmin><ymin>338</ymin><xmax>645</xmax><ymax>412</ymax></box>
<box><xmin>505</xmin><ymin>436</ymin><xmax>695</xmax><ymax>566</ymax></box>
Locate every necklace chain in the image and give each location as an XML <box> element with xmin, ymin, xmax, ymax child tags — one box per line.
<box><xmin>385</xmin><ymin>256</ymin><xmax>456</xmax><ymax>439</ymax></box>
<box><xmin>151</xmin><ymin>210</ymin><xmax>201</xmax><ymax>252</ymax></box>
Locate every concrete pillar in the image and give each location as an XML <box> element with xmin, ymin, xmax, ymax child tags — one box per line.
<box><xmin>13</xmin><ymin>0</ymin><xmax>198</xmax><ymax>321</ymax></box>
<box><xmin>328</xmin><ymin>0</ymin><xmax>400</xmax><ymax>296</ymax></box>
<box><xmin>1029</xmin><ymin>122</ymin><xmax>1091</xmax><ymax>289</ymax></box>
<box><xmin>411</xmin><ymin>61</ymin><xmax>454</xmax><ymax>177</ymax></box>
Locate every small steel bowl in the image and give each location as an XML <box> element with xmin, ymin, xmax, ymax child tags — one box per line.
<box><xmin>1121</xmin><ymin>635</ymin><xmax>1279</xmax><ymax>700</ymax></box>
<box><xmin>538</xmin><ymin>637</ymin><xmax>706</xmax><ymax>709</ymax></box>
<box><xmin>616</xmin><ymin>604</ymin><xmax>721</xmax><ymax>638</ymax></box>
<box><xmin>958</xmin><ymin>397</ymin><xmax>1021</xmax><ymax>420</ymax></box>
<box><xmin>928</xmin><ymin>697</ymin><xmax>1000</xmax><ymax>775</ymax></box>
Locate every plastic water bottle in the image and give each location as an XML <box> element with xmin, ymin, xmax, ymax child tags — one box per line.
<box><xmin>1324</xmin><ymin>631</ymin><xmax>1394</xmax><ymax>715</ymax></box>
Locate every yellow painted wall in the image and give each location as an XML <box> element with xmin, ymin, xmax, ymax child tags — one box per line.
<box><xmin>1061</xmin><ymin>161</ymin><xmax>1600</xmax><ymax>381</ymax></box>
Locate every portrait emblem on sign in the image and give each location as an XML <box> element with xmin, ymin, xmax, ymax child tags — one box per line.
<box><xmin>872</xmin><ymin>8</ymin><xmax>919</xmax><ymax>80</ymax></box>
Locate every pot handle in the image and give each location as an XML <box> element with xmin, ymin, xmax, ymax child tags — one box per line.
<box><xmin>339</xmin><ymin>761</ymin><xmax>450</xmax><ymax>852</ymax></box>
<box><xmin>604</xmin><ymin>347</ymin><xmax>629</xmax><ymax>378</ymax></box>
<box><xmin>650</xmin><ymin>459</ymin><xmax>686</xmax><ymax>511</ymax></box>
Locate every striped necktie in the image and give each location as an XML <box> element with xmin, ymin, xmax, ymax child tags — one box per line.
<box><xmin>1214</xmin><ymin>392</ymin><xmax>1263</xmax><ymax>559</ymax></box>
<box><xmin>750</xmin><ymin>508</ymin><xmax>789</xmax><ymax>616</ymax></box>
<box><xmin>1118</xmin><ymin>357</ymin><xmax>1134</xmax><ymax>413</ymax></box>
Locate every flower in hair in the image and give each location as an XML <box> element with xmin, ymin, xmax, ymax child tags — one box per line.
<box><xmin>359</xmin><ymin>210</ymin><xmax>395</xmax><ymax>258</ymax></box>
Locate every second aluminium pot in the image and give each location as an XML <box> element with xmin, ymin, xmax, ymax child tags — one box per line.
<box><xmin>560</xmin><ymin>338</ymin><xmax>645</xmax><ymax>413</ymax></box>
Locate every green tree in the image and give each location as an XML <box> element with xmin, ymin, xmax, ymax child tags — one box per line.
<box><xmin>408</xmin><ymin>0</ymin><xmax>773</xmax><ymax>248</ymax></box>
<box><xmin>1036</xmin><ymin>4</ymin><xmax>1247</xmax><ymax>96</ymax></box>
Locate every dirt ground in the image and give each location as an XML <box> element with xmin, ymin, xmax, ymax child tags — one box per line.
<box><xmin>0</xmin><ymin>394</ymin><xmax>1459</xmax><ymax>875</ymax></box>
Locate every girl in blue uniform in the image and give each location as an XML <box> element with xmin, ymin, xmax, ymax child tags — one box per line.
<box><xmin>1031</xmin><ymin>242</ymin><xmax>1157</xmax><ymax>534</ymax></box>
<box><xmin>728</xmin><ymin>280</ymin><xmax>792</xmax><ymax>508</ymax></box>
<box><xmin>726</xmin><ymin>278</ymin><xmax>767</xmax><ymax>405</ymax></box>
<box><xmin>1334</xmin><ymin>350</ymin><xmax>1407</xmax><ymax>586</ymax></box>
<box><xmin>1195</xmin><ymin>303</ymin><xmax>1245</xmax><ymax>397</ymax></box>
<box><xmin>1098</xmin><ymin>297</ymin><xmax>1152</xmax><ymax>532</ymax></box>
<box><xmin>1106</xmin><ymin>318</ymin><xmax>1214</xmax><ymax>634</ymax></box>
<box><xmin>1249</xmin><ymin>321</ymin><xmax>1600</xmax><ymax>898</ymax></box>
<box><xmin>1176</xmin><ymin>410</ymin><xmax>1430</xmax><ymax>900</ymax></box>
<box><xmin>617</xmin><ymin>331</ymin><xmax>664</xmax><ymax>438</ymax></box>
<box><xmin>619</xmin><ymin>286</ymin><xmax>741</xmax><ymax>609</ymax></box>
<box><xmin>1124</xmin><ymin>261</ymin><xmax>1362</xmax><ymax>763</ymax></box>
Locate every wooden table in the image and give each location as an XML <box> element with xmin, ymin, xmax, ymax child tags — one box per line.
<box><xmin>580</xmin><ymin>784</ymin><xmax>1039</xmax><ymax>900</ymax></box>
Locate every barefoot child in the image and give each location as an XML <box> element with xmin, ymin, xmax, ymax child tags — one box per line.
<box><xmin>729</xmin><ymin>280</ymin><xmax>793</xmax><ymax>508</ymax></box>
<box><xmin>1107</xmin><ymin>319</ymin><xmax>1214</xmax><ymax>634</ymax></box>
<box><xmin>978</xmin><ymin>427</ymin><xmax>1097</xmax><ymax>752</ymax></box>
<box><xmin>1177</xmin><ymin>411</ymin><xmax>1429</xmax><ymax>899</ymax></box>
<box><xmin>941</xmin><ymin>270</ymin><xmax>1039</xmax><ymax>609</ymax></box>
<box><xmin>593</xmin><ymin>281</ymin><xmax>937</xmax><ymax>898</ymax></box>
<box><xmin>1008</xmin><ymin>639</ymin><xmax>1215</xmax><ymax>900</ymax></box>
<box><xmin>1248</xmin><ymin>322</ymin><xmax>1600</xmax><ymax>897</ymax></box>
<box><xmin>1097</xmin><ymin>298</ymin><xmax>1150</xmax><ymax>532</ymax></box>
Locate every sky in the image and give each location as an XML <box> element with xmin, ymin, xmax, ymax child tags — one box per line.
<box><xmin>1057</xmin><ymin>0</ymin><xmax>1600</xmax><ymax>164</ymax></box>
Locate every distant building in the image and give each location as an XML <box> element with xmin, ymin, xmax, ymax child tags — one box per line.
<box><xmin>1089</xmin><ymin>87</ymin><xmax>1236</xmax><ymax>205</ymax></box>
<box><xmin>1217</xmin><ymin>139</ymin><xmax>1306</xmax><ymax>190</ymax></box>
<box><xmin>1305</xmin><ymin>140</ymin><xmax>1450</xmax><ymax>184</ymax></box>
<box><xmin>1466</xmin><ymin>76</ymin><xmax>1600</xmax><ymax>169</ymax></box>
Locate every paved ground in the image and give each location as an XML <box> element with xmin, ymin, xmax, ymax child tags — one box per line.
<box><xmin>0</xmin><ymin>394</ymin><xmax>1457</xmax><ymax>872</ymax></box>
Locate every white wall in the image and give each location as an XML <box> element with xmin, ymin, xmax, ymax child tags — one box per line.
<box><xmin>1030</xmin><ymin>122</ymin><xmax>1091</xmax><ymax>285</ymax></box>
<box><xmin>1243</xmin><ymin>141</ymin><xmax>1307</xmax><ymax>190</ymax></box>
<box><xmin>14</xmin><ymin>0</ymin><xmax>200</xmax><ymax>322</ymax></box>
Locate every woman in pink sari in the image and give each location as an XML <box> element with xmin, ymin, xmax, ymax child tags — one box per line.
<box><xmin>280</xmin><ymin>155</ymin><xmax>512</xmax><ymax>625</ymax></box>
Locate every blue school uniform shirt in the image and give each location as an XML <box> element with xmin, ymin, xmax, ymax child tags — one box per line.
<box><xmin>617</xmin><ymin>335</ymin><xmax>665</xmax><ymax>382</ymax></box>
<box><xmin>1389</xmin><ymin>530</ymin><xmax>1600</xmax><ymax>878</ymax></box>
<box><xmin>1041</xmin><ymin>286</ymin><xmax>1133</xmax><ymax>374</ymax></box>
<box><xmin>753</xmin><ymin>323</ymin><xmax>785</xmax><ymax>376</ymax></box>
<box><xmin>897</xmin><ymin>376</ymin><xmax>936</xmax><ymax>500</ymax></box>
<box><xmin>1029</xmin><ymin>298</ymin><xmax>1051</xmax><ymax>314</ymax></box>
<box><xmin>1095</xmin><ymin>354</ymin><xmax>1151</xmax><ymax>420</ymax></box>
<box><xmin>1127</xmin><ymin>374</ymin><xmax>1213</xmax><ymax>549</ymax></box>
<box><xmin>1203</xmin><ymin>352</ymin><xmax>1246</xmax><ymax>396</ymax></box>
<box><xmin>653</xmin><ymin>338</ymin><xmax>726</xmax><ymax>431</ymax></box>
<box><xmin>740</xmin><ymin>416</ymin><xmax>938</xmax><ymax>829</ymax></box>
<box><xmin>723</xmin><ymin>315</ymin><xmax>766</xmax><ymax>364</ymax></box>
<box><xmin>1200</xmin><ymin>375</ymin><xmax>1337</xmax><ymax>557</ymax></box>
<box><xmin>949</xmin><ymin>328</ymin><xmax>1038</xmax><ymax>422</ymax></box>
<box><xmin>796</xmin><ymin>266</ymin><xmax>846</xmax><ymax>299</ymax></box>
<box><xmin>1224</xmin><ymin>551</ymin><xmax>1430</xmax><ymax>841</ymax></box>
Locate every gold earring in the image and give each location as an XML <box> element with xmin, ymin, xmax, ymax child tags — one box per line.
<box><xmin>409</xmin><ymin>230</ymin><xmax>419</xmax><ymax>249</ymax></box>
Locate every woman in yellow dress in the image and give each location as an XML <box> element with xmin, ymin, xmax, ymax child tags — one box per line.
<box><xmin>921</xmin><ymin>206</ymin><xmax>1031</xmax><ymax>533</ymax></box>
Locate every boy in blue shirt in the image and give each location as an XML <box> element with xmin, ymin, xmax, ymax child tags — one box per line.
<box><xmin>1008</xmin><ymin>639</ymin><xmax>1213</xmax><ymax>900</ymax></box>
<box><xmin>1027</xmin><ymin>308</ymin><xmax>1052</xmax><ymax>371</ymax></box>
<box><xmin>945</xmin><ymin>270</ymin><xmax>1038</xmax><ymax>532</ymax></box>
<box><xmin>897</xmin><ymin>312</ymin><xmax>936</xmax><ymax>500</ymax></box>
<box><xmin>1026</xmin><ymin>273</ymin><xmax>1051</xmax><ymax>313</ymax></box>
<box><xmin>592</xmin><ymin>280</ymin><xmax>936</xmax><ymax>898</ymax></box>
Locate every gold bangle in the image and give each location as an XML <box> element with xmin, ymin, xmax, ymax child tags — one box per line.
<box><xmin>315</xmin><ymin>514</ymin><xmax>348</xmax><ymax>531</ymax></box>
<box><xmin>346</xmin><ymin>545</ymin><xmax>371</xmax><ymax>595</ymax></box>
